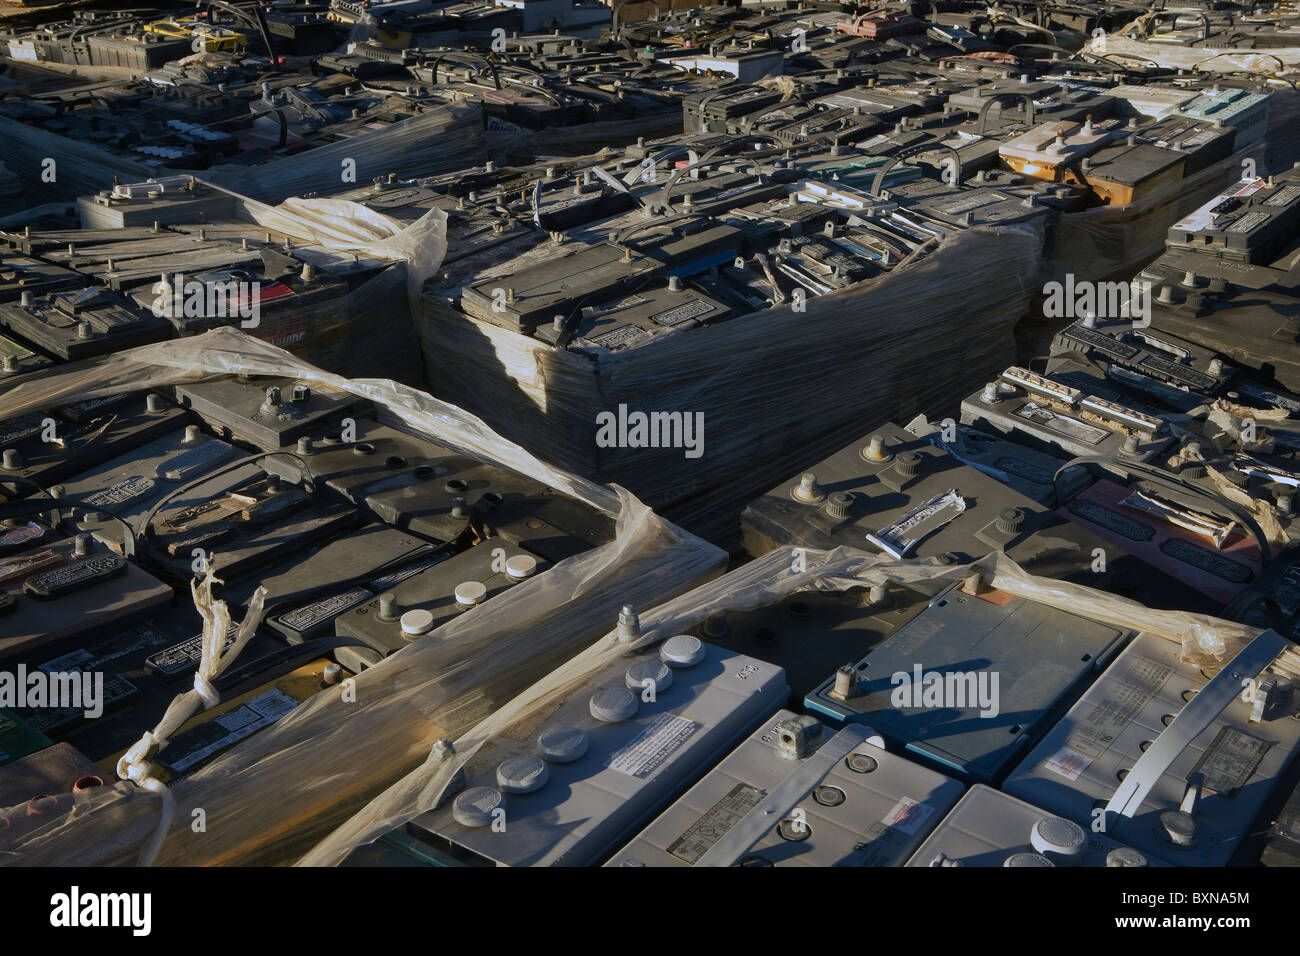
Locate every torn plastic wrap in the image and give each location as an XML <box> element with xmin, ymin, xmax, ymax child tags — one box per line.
<box><xmin>1044</xmin><ymin>140</ymin><xmax>1269</xmax><ymax>283</ymax></box>
<box><xmin>301</xmin><ymin>544</ymin><xmax>1259</xmax><ymax>866</ymax></box>
<box><xmin>1085</xmin><ymin>34</ymin><xmax>1300</xmax><ymax>77</ymax></box>
<box><xmin>420</xmin><ymin>221</ymin><xmax>1045</xmax><ymax>544</ymax></box>
<box><xmin>0</xmin><ymin>328</ymin><xmax>726</xmax><ymax>866</ymax></box>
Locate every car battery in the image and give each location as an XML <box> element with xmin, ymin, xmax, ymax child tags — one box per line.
<box><xmin>683</xmin><ymin>86</ymin><xmax>785</xmax><ymax>134</ymax></box>
<box><xmin>897</xmin><ymin>183</ymin><xmax>1051</xmax><ymax>229</ymax></box>
<box><xmin>0</xmin><ymin>708</ymin><xmax>52</xmax><ymax>766</ymax></box>
<box><xmin>172</xmin><ymin>376</ymin><xmax>366</xmax><ymax>451</ymax></box>
<box><xmin>741</xmin><ymin>419</ymin><xmax>1207</xmax><ymax>611</ymax></box>
<box><xmin>0</xmin><ymin>332</ymin><xmax>53</xmax><ymax>392</ymax></box>
<box><xmin>1166</xmin><ymin>174</ymin><xmax>1300</xmax><ymax>265</ymax></box>
<box><xmin>266</xmin><ymin>417</ymin><xmax>614</xmax><ymax>559</ymax></box>
<box><xmin>805</xmin><ymin>581</ymin><xmax>1132</xmax><ymax>784</ymax></box>
<box><xmin>1062</xmin><ymin>139</ymin><xmax>1186</xmax><ymax>206</ymax></box>
<box><xmin>914</xmin><ymin>419</ymin><xmax>1089</xmax><ymax>507</ymax></box>
<box><xmin>1004</xmin><ymin>630</ymin><xmax>1300</xmax><ymax>866</ymax></box>
<box><xmin>927</xmin><ymin>23</ymin><xmax>989</xmax><ymax>53</ymax></box>
<box><xmin>0</xmin><ymin>533</ymin><xmax>173</xmax><ymax>664</ymax></box>
<box><xmin>1059</xmin><ymin>478</ymin><xmax>1264</xmax><ymax>609</ymax></box>
<box><xmin>0</xmin><ymin>258</ymin><xmax>84</xmax><ymax>304</ymax></box>
<box><xmin>404</xmin><ymin>639</ymin><xmax>787</xmax><ymax>866</ymax></box>
<box><xmin>906</xmin><ymin>784</ymin><xmax>1157</xmax><ymax>866</ymax></box>
<box><xmin>1108</xmin><ymin>84</ymin><xmax>1201</xmax><ymax>120</ymax></box>
<box><xmin>0</xmin><ymin>287</ymin><xmax>171</xmax><ymax>362</ymax></box>
<box><xmin>607</xmin><ymin>712</ymin><xmax>963</xmax><ymax>867</ymax></box>
<box><xmin>332</xmin><ymin>536</ymin><xmax>556</xmax><ymax>669</ymax></box>
<box><xmin>811</xmin><ymin>87</ymin><xmax>932</xmax><ymax>124</ymax></box>
<box><xmin>999</xmin><ymin>118</ymin><xmax>1119</xmax><ymax>183</ymax></box>
<box><xmin>961</xmin><ymin>366</ymin><xmax>1177</xmax><ymax>465</ymax></box>
<box><xmin>85</xmin><ymin>33</ymin><xmax>193</xmax><ymax>71</ymax></box>
<box><xmin>265</xmin><ymin>8</ymin><xmax>341</xmax><ymax>56</ymax></box>
<box><xmin>1049</xmin><ymin>318</ymin><xmax>1238</xmax><ymax>412</ymax></box>
<box><xmin>534</xmin><ymin>279</ymin><xmax>734</xmax><ymax>354</ymax></box>
<box><xmin>461</xmin><ymin>222</ymin><xmax>744</xmax><ymax>334</ymax></box>
<box><xmin>836</xmin><ymin>12</ymin><xmax>924</xmax><ymax>40</ymax></box>
<box><xmin>139</xmin><ymin>465</ymin><xmax>357</xmax><ymax>586</ymax></box>
<box><xmin>56</xmin><ymin>424</ymin><xmax>239</xmax><ymax>555</ymax></box>
<box><xmin>77</xmin><ymin>178</ymin><xmax>239</xmax><ymax>231</ymax></box>
<box><xmin>1135</xmin><ymin>116</ymin><xmax>1236</xmax><ymax>174</ymax></box>
<box><xmin>0</xmin><ymin>392</ymin><xmax>188</xmax><ymax>500</ymax></box>
<box><xmin>1174</xmin><ymin>86</ymin><xmax>1269</xmax><ymax>148</ymax></box>
<box><xmin>258</xmin><ymin>525</ymin><xmax>445</xmax><ymax>645</ymax></box>
<box><xmin>1145</xmin><ymin>274</ymin><xmax>1300</xmax><ymax>392</ymax></box>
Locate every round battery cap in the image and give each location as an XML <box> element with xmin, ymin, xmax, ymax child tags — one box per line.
<box><xmin>454</xmin><ymin>581</ymin><xmax>488</xmax><ymax>606</ymax></box>
<box><xmin>1106</xmin><ymin>848</ymin><xmax>1148</xmax><ymax>867</ymax></box>
<box><xmin>625</xmin><ymin>660</ymin><xmax>673</xmax><ymax>695</ymax></box>
<box><xmin>1004</xmin><ymin>852</ymin><xmax>1054</xmax><ymax>867</ymax></box>
<box><xmin>537</xmin><ymin>726</ymin><xmax>588</xmax><ymax>763</ymax></box>
<box><xmin>505</xmin><ymin>555</ymin><xmax>538</xmax><ymax>578</ymax></box>
<box><xmin>496</xmin><ymin>755</ymin><xmax>549</xmax><ymax>793</ymax></box>
<box><xmin>1031</xmin><ymin>817</ymin><xmax>1086</xmax><ymax>861</ymax></box>
<box><xmin>590</xmin><ymin>687</ymin><xmax>638</xmax><ymax>722</ymax></box>
<box><xmin>1160</xmin><ymin>810</ymin><xmax>1197</xmax><ymax>847</ymax></box>
<box><xmin>660</xmin><ymin>635</ymin><xmax>705</xmax><ymax>667</ymax></box>
<box><xmin>452</xmin><ymin>787</ymin><xmax>504</xmax><ymax>828</ymax></box>
<box><xmin>400</xmin><ymin>609</ymin><xmax>436</xmax><ymax>636</ymax></box>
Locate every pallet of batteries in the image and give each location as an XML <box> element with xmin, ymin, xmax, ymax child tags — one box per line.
<box><xmin>417</xmin><ymin>142</ymin><xmax>1044</xmax><ymax>540</ymax></box>
<box><xmin>0</xmin><ymin>356</ymin><xmax>730</xmax><ymax>865</ymax></box>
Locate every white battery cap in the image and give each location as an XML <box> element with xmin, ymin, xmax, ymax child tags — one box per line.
<box><xmin>625</xmin><ymin>660</ymin><xmax>674</xmax><ymax>695</ymax></box>
<box><xmin>400</xmin><ymin>609</ymin><xmax>436</xmax><ymax>636</ymax></box>
<box><xmin>1003</xmin><ymin>852</ymin><xmax>1055</xmax><ymax>867</ymax></box>
<box><xmin>455</xmin><ymin>581</ymin><xmax>488</xmax><ymax>606</ymax></box>
<box><xmin>1030</xmin><ymin>817</ymin><xmax>1087</xmax><ymax>861</ymax></box>
<box><xmin>505</xmin><ymin>554</ymin><xmax>538</xmax><ymax>578</ymax></box>
<box><xmin>590</xmin><ymin>687</ymin><xmax>638</xmax><ymax>722</ymax></box>
<box><xmin>660</xmin><ymin>634</ymin><xmax>706</xmax><ymax>667</ymax></box>
<box><xmin>496</xmin><ymin>755</ymin><xmax>549</xmax><ymax>793</ymax></box>
<box><xmin>452</xmin><ymin>787</ymin><xmax>504</xmax><ymax>828</ymax></box>
<box><xmin>537</xmin><ymin>725</ymin><xmax>588</xmax><ymax>763</ymax></box>
<box><xmin>1105</xmin><ymin>848</ymin><xmax>1149</xmax><ymax>867</ymax></box>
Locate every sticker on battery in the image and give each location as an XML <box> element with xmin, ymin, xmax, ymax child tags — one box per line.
<box><xmin>16</xmin><ymin>674</ymin><xmax>136</xmax><ymax>734</ymax></box>
<box><xmin>24</xmin><ymin>554</ymin><xmax>125</xmax><ymax>597</ymax></box>
<box><xmin>1188</xmin><ymin>726</ymin><xmax>1269</xmax><ymax>797</ymax></box>
<box><xmin>650</xmin><ymin>299</ymin><xmax>716</xmax><ymax>327</ymax></box>
<box><xmin>607</xmin><ymin>713</ymin><xmax>701</xmax><ymax>779</ymax></box>
<box><xmin>85</xmin><ymin>476</ymin><xmax>157</xmax><ymax>508</ymax></box>
<box><xmin>584</xmin><ymin>325</ymin><xmax>650</xmax><ymax>350</ymax></box>
<box><xmin>867</xmin><ymin>489</ymin><xmax>966</xmax><ymax>558</ymax></box>
<box><xmin>1013</xmin><ymin>403</ymin><xmax>1110</xmax><ymax>445</ymax></box>
<box><xmin>145</xmin><ymin>623</ymin><xmax>239</xmax><ymax>678</ymax></box>
<box><xmin>160</xmin><ymin>687</ymin><xmax>298</xmax><ymax>774</ymax></box>
<box><xmin>1044</xmin><ymin>655</ymin><xmax>1174</xmax><ymax>780</ymax></box>
<box><xmin>277</xmin><ymin>587</ymin><xmax>371</xmax><ymax>632</ymax></box>
<box><xmin>667</xmin><ymin>783</ymin><xmax>766</xmax><ymax>864</ymax></box>
<box><xmin>882</xmin><ymin>796</ymin><xmax>936</xmax><ymax>835</ymax></box>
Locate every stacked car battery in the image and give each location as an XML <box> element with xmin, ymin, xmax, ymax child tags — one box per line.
<box><xmin>2</xmin><ymin>0</ymin><xmax>1300</xmax><ymax>869</ymax></box>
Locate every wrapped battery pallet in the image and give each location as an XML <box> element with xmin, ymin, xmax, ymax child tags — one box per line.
<box><xmin>419</xmin><ymin>222</ymin><xmax>1045</xmax><ymax>544</ymax></box>
<box><xmin>0</xmin><ymin>327</ymin><xmax>725</xmax><ymax>867</ymax></box>
<box><xmin>299</xmin><ymin>545</ymin><xmax>1261</xmax><ymax>866</ymax></box>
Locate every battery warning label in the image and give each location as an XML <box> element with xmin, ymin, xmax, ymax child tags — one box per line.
<box><xmin>1044</xmin><ymin>655</ymin><xmax>1174</xmax><ymax>780</ymax></box>
<box><xmin>607</xmin><ymin>713</ymin><xmax>700</xmax><ymax>779</ymax></box>
<box><xmin>668</xmin><ymin>783</ymin><xmax>766</xmax><ymax>863</ymax></box>
<box><xmin>1189</xmin><ymin>726</ymin><xmax>1270</xmax><ymax>797</ymax></box>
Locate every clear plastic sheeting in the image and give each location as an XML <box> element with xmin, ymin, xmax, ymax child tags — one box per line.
<box><xmin>0</xmin><ymin>116</ymin><xmax>153</xmax><ymax>206</ymax></box>
<box><xmin>1044</xmin><ymin>141</ymin><xmax>1268</xmax><ymax>283</ymax></box>
<box><xmin>0</xmin><ymin>329</ymin><xmax>726</xmax><ymax>867</ymax></box>
<box><xmin>1085</xmin><ymin>34</ymin><xmax>1300</xmax><ymax>77</ymax></box>
<box><xmin>420</xmin><ymin>221</ymin><xmax>1044</xmax><ymax>541</ymax></box>
<box><xmin>302</xmin><ymin>544</ymin><xmax>1257</xmax><ymax>866</ymax></box>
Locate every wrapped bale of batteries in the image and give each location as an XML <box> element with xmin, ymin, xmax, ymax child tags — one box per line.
<box><xmin>421</xmin><ymin>222</ymin><xmax>1043</xmax><ymax>542</ymax></box>
<box><xmin>300</xmin><ymin>544</ymin><xmax>1261</xmax><ymax>866</ymax></box>
<box><xmin>0</xmin><ymin>327</ymin><xmax>725</xmax><ymax>867</ymax></box>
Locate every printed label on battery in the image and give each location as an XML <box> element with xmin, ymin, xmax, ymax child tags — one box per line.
<box><xmin>146</xmin><ymin>623</ymin><xmax>239</xmax><ymax>677</ymax></box>
<box><xmin>882</xmin><ymin>796</ymin><xmax>935</xmax><ymax>835</ymax></box>
<box><xmin>277</xmin><ymin>587</ymin><xmax>371</xmax><ymax>632</ymax></box>
<box><xmin>0</xmin><ymin>413</ymin><xmax>45</xmax><ymax>445</ymax></box>
<box><xmin>367</xmin><ymin>553</ymin><xmax>448</xmax><ymax>592</ymax></box>
<box><xmin>1188</xmin><ymin>726</ymin><xmax>1269</xmax><ymax>797</ymax></box>
<box><xmin>1265</xmin><ymin>185</ymin><xmax>1300</xmax><ymax>207</ymax></box>
<box><xmin>1227</xmin><ymin>211</ymin><xmax>1270</xmax><ymax>234</ymax></box>
<box><xmin>85</xmin><ymin>475</ymin><xmax>157</xmax><ymax>508</ymax></box>
<box><xmin>1014</xmin><ymin>403</ymin><xmax>1109</xmax><ymax>445</ymax></box>
<box><xmin>607</xmin><ymin>713</ymin><xmax>701</xmax><ymax>778</ymax></box>
<box><xmin>160</xmin><ymin>688</ymin><xmax>297</xmax><ymax>774</ymax></box>
<box><xmin>24</xmin><ymin>554</ymin><xmax>124</xmax><ymax>597</ymax></box>
<box><xmin>584</xmin><ymin>325</ymin><xmax>650</xmax><ymax>350</ymax></box>
<box><xmin>650</xmin><ymin>299</ymin><xmax>715</xmax><ymax>327</ymax></box>
<box><xmin>17</xmin><ymin>674</ymin><xmax>136</xmax><ymax>734</ymax></box>
<box><xmin>667</xmin><ymin>783</ymin><xmax>766</xmax><ymax>864</ymax></box>
<box><xmin>1044</xmin><ymin>655</ymin><xmax>1174</xmax><ymax>779</ymax></box>
<box><xmin>1159</xmin><ymin>538</ymin><xmax>1253</xmax><ymax>581</ymax></box>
